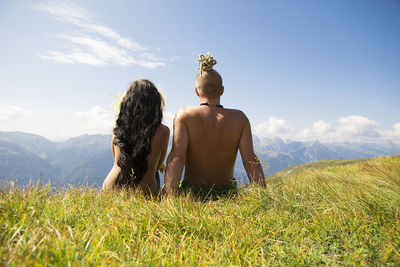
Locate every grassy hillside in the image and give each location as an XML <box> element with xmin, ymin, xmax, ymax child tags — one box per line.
<box><xmin>1</xmin><ymin>156</ymin><xmax>399</xmax><ymax>265</ymax></box>
<box><xmin>270</xmin><ymin>157</ymin><xmax>371</xmax><ymax>178</ymax></box>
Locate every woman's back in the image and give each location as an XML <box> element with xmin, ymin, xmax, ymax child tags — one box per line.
<box><xmin>102</xmin><ymin>79</ymin><xmax>170</xmax><ymax>195</ymax></box>
<box><xmin>134</xmin><ymin>124</ymin><xmax>169</xmax><ymax>193</ymax></box>
<box><xmin>103</xmin><ymin>124</ymin><xmax>169</xmax><ymax>194</ymax></box>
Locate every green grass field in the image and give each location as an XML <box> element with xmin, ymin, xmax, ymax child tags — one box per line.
<box><xmin>1</xmin><ymin>156</ymin><xmax>400</xmax><ymax>266</ymax></box>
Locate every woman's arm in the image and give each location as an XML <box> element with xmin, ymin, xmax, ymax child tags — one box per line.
<box><xmin>111</xmin><ymin>134</ymin><xmax>116</xmax><ymax>159</ymax></box>
<box><xmin>102</xmin><ymin>134</ymin><xmax>121</xmax><ymax>191</ymax></box>
<box><xmin>157</xmin><ymin>126</ymin><xmax>170</xmax><ymax>173</ymax></box>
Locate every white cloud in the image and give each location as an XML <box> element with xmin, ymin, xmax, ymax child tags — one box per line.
<box><xmin>75</xmin><ymin>106</ymin><xmax>115</xmax><ymax>134</ymax></box>
<box><xmin>393</xmin><ymin>123</ymin><xmax>400</xmax><ymax>134</ymax></box>
<box><xmin>297</xmin><ymin>120</ymin><xmax>332</xmax><ymax>141</ymax></box>
<box><xmin>382</xmin><ymin>122</ymin><xmax>400</xmax><ymax>143</ymax></box>
<box><xmin>253</xmin><ymin>116</ymin><xmax>292</xmax><ymax>138</ymax></box>
<box><xmin>39</xmin><ymin>49</ymin><xmax>107</xmax><ymax>66</ymax></box>
<box><xmin>36</xmin><ymin>1</ymin><xmax>169</xmax><ymax>68</ymax></box>
<box><xmin>0</xmin><ymin>104</ymin><xmax>28</xmax><ymax>121</ymax></box>
<box><xmin>336</xmin><ymin>115</ymin><xmax>380</xmax><ymax>138</ymax></box>
<box><xmin>253</xmin><ymin>115</ymin><xmax>395</xmax><ymax>143</ymax></box>
<box><xmin>295</xmin><ymin>116</ymin><xmax>380</xmax><ymax>142</ymax></box>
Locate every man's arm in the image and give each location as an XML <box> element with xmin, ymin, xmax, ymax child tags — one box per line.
<box><xmin>163</xmin><ymin>110</ymin><xmax>189</xmax><ymax>194</ymax></box>
<box><xmin>239</xmin><ymin>115</ymin><xmax>266</xmax><ymax>186</ymax></box>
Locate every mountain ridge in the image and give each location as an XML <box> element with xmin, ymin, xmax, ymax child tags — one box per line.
<box><xmin>0</xmin><ymin>131</ymin><xmax>397</xmax><ymax>187</ymax></box>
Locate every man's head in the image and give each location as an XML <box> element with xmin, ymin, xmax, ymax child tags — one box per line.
<box><xmin>195</xmin><ymin>69</ymin><xmax>223</xmax><ymax>97</ymax></box>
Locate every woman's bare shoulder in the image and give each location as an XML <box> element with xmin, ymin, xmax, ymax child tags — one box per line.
<box><xmin>154</xmin><ymin>124</ymin><xmax>170</xmax><ymax>142</ymax></box>
<box><xmin>157</xmin><ymin>123</ymin><xmax>170</xmax><ymax>135</ymax></box>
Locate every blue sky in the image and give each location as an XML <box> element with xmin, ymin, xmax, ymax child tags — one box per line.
<box><xmin>0</xmin><ymin>0</ymin><xmax>399</xmax><ymax>143</ymax></box>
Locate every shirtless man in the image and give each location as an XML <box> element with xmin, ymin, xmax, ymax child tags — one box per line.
<box><xmin>163</xmin><ymin>54</ymin><xmax>265</xmax><ymax>194</ymax></box>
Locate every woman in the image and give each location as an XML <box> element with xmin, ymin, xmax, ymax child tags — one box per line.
<box><xmin>102</xmin><ymin>79</ymin><xmax>170</xmax><ymax>195</ymax></box>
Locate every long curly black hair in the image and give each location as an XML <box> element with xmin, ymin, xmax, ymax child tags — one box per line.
<box><xmin>113</xmin><ymin>79</ymin><xmax>163</xmax><ymax>187</ymax></box>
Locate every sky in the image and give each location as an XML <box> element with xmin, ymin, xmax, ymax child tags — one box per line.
<box><xmin>0</xmin><ymin>0</ymin><xmax>399</xmax><ymax>143</ymax></box>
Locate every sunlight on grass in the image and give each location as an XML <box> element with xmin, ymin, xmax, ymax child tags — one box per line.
<box><xmin>1</xmin><ymin>156</ymin><xmax>399</xmax><ymax>265</ymax></box>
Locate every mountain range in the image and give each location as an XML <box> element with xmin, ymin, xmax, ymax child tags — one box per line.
<box><xmin>0</xmin><ymin>131</ymin><xmax>397</xmax><ymax>187</ymax></box>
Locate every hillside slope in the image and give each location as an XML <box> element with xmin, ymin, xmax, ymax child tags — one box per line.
<box><xmin>270</xmin><ymin>157</ymin><xmax>371</xmax><ymax>178</ymax></box>
<box><xmin>1</xmin><ymin>156</ymin><xmax>399</xmax><ymax>265</ymax></box>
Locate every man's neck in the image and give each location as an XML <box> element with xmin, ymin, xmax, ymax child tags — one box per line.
<box><xmin>198</xmin><ymin>96</ymin><xmax>221</xmax><ymax>106</ymax></box>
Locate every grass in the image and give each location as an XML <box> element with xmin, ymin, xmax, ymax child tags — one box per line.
<box><xmin>1</xmin><ymin>156</ymin><xmax>400</xmax><ymax>266</ymax></box>
<box><xmin>270</xmin><ymin>158</ymin><xmax>371</xmax><ymax>178</ymax></box>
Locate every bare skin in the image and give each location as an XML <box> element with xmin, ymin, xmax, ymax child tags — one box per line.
<box><xmin>102</xmin><ymin>124</ymin><xmax>170</xmax><ymax>194</ymax></box>
<box><xmin>164</xmin><ymin>71</ymin><xmax>265</xmax><ymax>194</ymax></box>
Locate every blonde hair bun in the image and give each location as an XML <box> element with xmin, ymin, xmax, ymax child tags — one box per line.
<box><xmin>197</xmin><ymin>53</ymin><xmax>217</xmax><ymax>75</ymax></box>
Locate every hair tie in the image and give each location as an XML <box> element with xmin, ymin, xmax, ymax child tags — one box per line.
<box><xmin>110</xmin><ymin>92</ymin><xmax>126</xmax><ymax>117</ymax></box>
<box><xmin>197</xmin><ymin>53</ymin><xmax>217</xmax><ymax>76</ymax></box>
<box><xmin>158</xmin><ymin>89</ymin><xmax>167</xmax><ymax>110</ymax></box>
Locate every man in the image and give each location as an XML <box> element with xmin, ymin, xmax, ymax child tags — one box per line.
<box><xmin>164</xmin><ymin>54</ymin><xmax>265</xmax><ymax>195</ymax></box>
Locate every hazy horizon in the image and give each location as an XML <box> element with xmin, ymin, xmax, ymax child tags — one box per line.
<box><xmin>1</xmin><ymin>130</ymin><xmax>399</xmax><ymax>148</ymax></box>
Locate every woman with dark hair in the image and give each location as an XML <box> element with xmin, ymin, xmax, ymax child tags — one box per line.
<box><xmin>102</xmin><ymin>79</ymin><xmax>170</xmax><ymax>195</ymax></box>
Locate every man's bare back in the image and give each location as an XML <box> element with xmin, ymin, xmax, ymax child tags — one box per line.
<box><xmin>163</xmin><ymin>54</ymin><xmax>265</xmax><ymax>194</ymax></box>
<box><xmin>178</xmin><ymin>105</ymin><xmax>247</xmax><ymax>186</ymax></box>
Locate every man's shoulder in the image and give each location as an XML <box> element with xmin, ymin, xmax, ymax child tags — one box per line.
<box><xmin>223</xmin><ymin>108</ymin><xmax>248</xmax><ymax>120</ymax></box>
<box><xmin>175</xmin><ymin>106</ymin><xmax>248</xmax><ymax>122</ymax></box>
<box><xmin>175</xmin><ymin>106</ymin><xmax>202</xmax><ymax>119</ymax></box>
<box><xmin>224</xmin><ymin>107</ymin><xmax>246</xmax><ymax>115</ymax></box>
